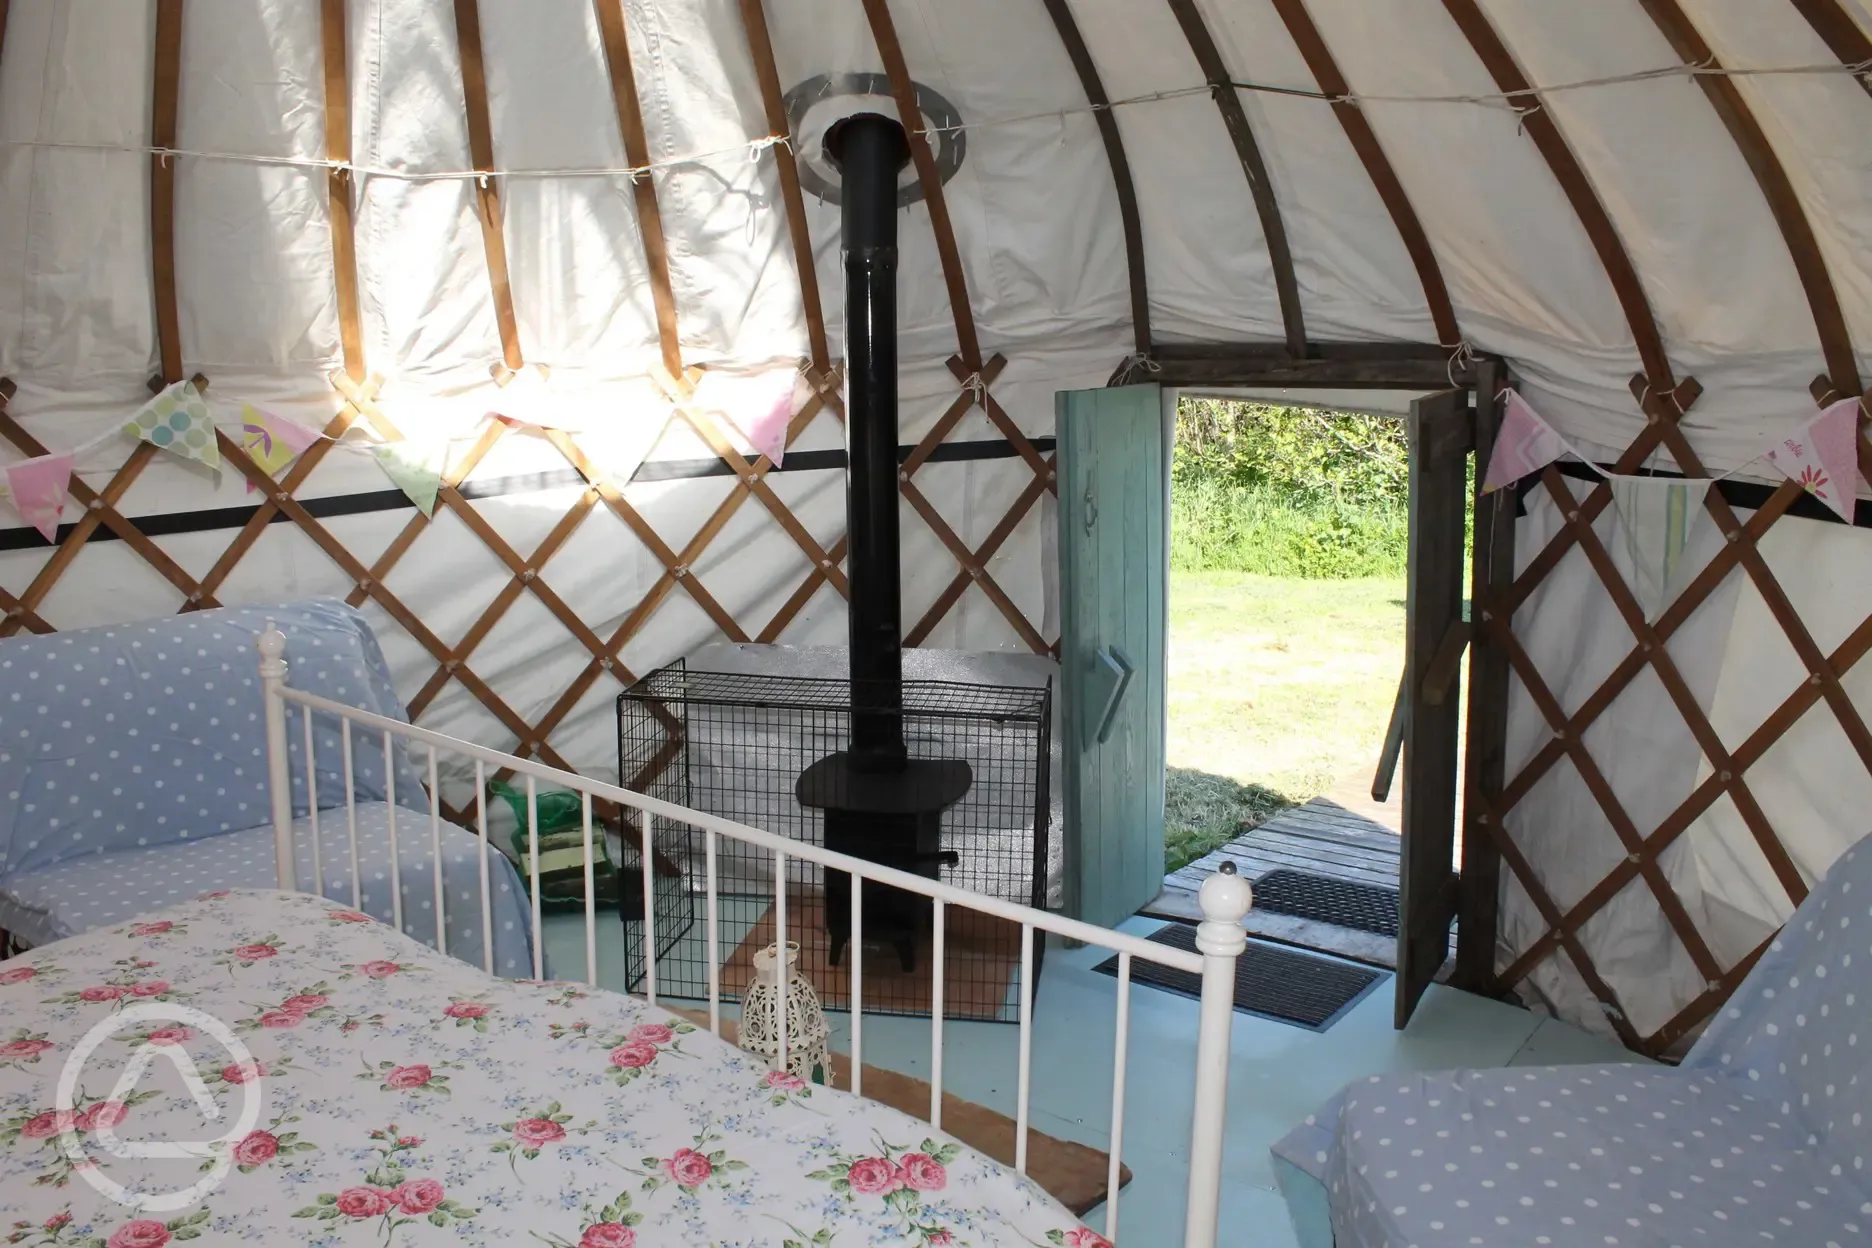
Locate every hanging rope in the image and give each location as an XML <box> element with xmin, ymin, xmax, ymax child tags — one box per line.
<box><xmin>6</xmin><ymin>55</ymin><xmax>1867</xmax><ymax>185</ymax></box>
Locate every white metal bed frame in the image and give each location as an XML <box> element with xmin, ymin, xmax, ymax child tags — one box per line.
<box><xmin>256</xmin><ymin>627</ymin><xmax>1252</xmax><ymax>1248</ymax></box>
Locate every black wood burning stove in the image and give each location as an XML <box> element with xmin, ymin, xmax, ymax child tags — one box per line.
<box><xmin>794</xmin><ymin>114</ymin><xmax>973</xmax><ymax>972</ymax></box>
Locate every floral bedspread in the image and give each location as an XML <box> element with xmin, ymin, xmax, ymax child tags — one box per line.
<box><xmin>0</xmin><ymin>890</ymin><xmax>1106</xmax><ymax>1248</ymax></box>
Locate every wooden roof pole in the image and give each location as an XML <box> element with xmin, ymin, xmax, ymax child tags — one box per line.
<box><xmin>593</xmin><ymin>0</ymin><xmax>684</xmax><ymax>378</ymax></box>
<box><xmin>0</xmin><ymin>0</ymin><xmax>221</xmax><ymax>631</ymax></box>
<box><xmin>858</xmin><ymin>0</ymin><xmax>983</xmax><ymax>375</ymax></box>
<box><xmin>152</xmin><ymin>0</ymin><xmax>186</xmax><ymax>386</ymax></box>
<box><xmin>1268</xmin><ymin>0</ymin><xmax>1460</xmax><ymax>348</ymax></box>
<box><xmin>1785</xmin><ymin>0</ymin><xmax>1872</xmax><ymax>105</ymax></box>
<box><xmin>735</xmin><ymin>0</ymin><xmax>831</xmax><ymax>374</ymax></box>
<box><xmin>1636</xmin><ymin>0</ymin><xmax>1862</xmax><ymax>397</ymax></box>
<box><xmin>1441</xmin><ymin>0</ymin><xmax>1699</xmax><ymax>626</ymax></box>
<box><xmin>1441</xmin><ymin>0</ymin><xmax>1672</xmax><ymax>387</ymax></box>
<box><xmin>451</xmin><ymin>0</ymin><xmax>523</xmax><ymax>372</ymax></box>
<box><xmin>1164</xmin><ymin>0</ymin><xmax>1307</xmax><ymax>357</ymax></box>
<box><xmin>196</xmin><ymin>0</ymin><xmax>374</xmax><ymax>604</ymax></box>
<box><xmin>1040</xmin><ymin>0</ymin><xmax>1152</xmax><ymax>355</ymax></box>
<box><xmin>321</xmin><ymin>0</ymin><xmax>366</xmax><ymax>383</ymax></box>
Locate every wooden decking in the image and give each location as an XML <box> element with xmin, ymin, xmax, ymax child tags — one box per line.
<box><xmin>1149</xmin><ymin>781</ymin><xmax>1404</xmax><ymax>967</ymax></box>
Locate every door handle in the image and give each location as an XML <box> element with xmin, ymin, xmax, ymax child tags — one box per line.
<box><xmin>1084</xmin><ymin>644</ymin><xmax>1134</xmax><ymax>748</ymax></box>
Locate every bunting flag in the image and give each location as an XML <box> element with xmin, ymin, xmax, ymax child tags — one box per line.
<box><xmin>489</xmin><ymin>366</ymin><xmax>560</xmax><ymax>429</ymax></box>
<box><xmin>4</xmin><ymin>453</ymin><xmax>74</xmax><ymax>543</ymax></box>
<box><xmin>692</xmin><ymin>366</ymin><xmax>804</xmax><ymax>468</ymax></box>
<box><xmin>372</xmin><ymin>440</ymin><xmax>447</xmax><ymax>517</ymax></box>
<box><xmin>240</xmin><ymin>405</ymin><xmax>322</xmax><ymax>490</ymax></box>
<box><xmin>1483</xmin><ymin>390</ymin><xmax>1573</xmax><ymax>493</ymax></box>
<box><xmin>1765</xmin><ymin>396</ymin><xmax>1862</xmax><ymax>523</ymax></box>
<box><xmin>1609</xmin><ymin>475</ymin><xmax>1712</xmax><ymax>621</ymax></box>
<box><xmin>124</xmin><ymin>380</ymin><xmax>219</xmax><ymax>469</ymax></box>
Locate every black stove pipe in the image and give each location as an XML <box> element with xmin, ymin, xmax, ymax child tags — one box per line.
<box><xmin>824</xmin><ymin>114</ymin><xmax>912</xmax><ymax>770</ymax></box>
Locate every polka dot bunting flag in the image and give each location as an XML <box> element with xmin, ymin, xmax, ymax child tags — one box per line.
<box><xmin>123</xmin><ymin>379</ymin><xmax>219</xmax><ymax>469</ymax></box>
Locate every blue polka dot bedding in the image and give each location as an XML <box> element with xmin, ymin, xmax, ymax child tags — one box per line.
<box><xmin>1276</xmin><ymin>835</ymin><xmax>1872</xmax><ymax>1247</ymax></box>
<box><xmin>0</xmin><ymin>601</ymin><xmax>533</xmax><ymax>975</ymax></box>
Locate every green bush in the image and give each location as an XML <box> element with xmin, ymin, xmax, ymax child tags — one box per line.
<box><xmin>1171</xmin><ymin>479</ymin><xmax>1408</xmax><ymax>578</ymax></box>
<box><xmin>1172</xmin><ymin>399</ymin><xmax>1411</xmax><ymax>578</ymax></box>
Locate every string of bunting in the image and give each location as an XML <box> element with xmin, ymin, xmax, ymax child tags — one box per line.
<box><xmin>1</xmin><ymin>362</ymin><xmax>815</xmax><ymax>537</ymax></box>
<box><xmin>1484</xmin><ymin>388</ymin><xmax>1867</xmax><ymax>620</ymax></box>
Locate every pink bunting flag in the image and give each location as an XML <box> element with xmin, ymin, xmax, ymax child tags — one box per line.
<box><xmin>5</xmin><ymin>453</ymin><xmax>74</xmax><ymax>543</ymax></box>
<box><xmin>1766</xmin><ymin>397</ymin><xmax>1863</xmax><ymax>523</ymax></box>
<box><xmin>1483</xmin><ymin>391</ymin><xmax>1572</xmax><ymax>493</ymax></box>
<box><xmin>692</xmin><ymin>367</ymin><xmax>803</xmax><ymax>468</ymax></box>
<box><xmin>240</xmin><ymin>405</ymin><xmax>323</xmax><ymax>492</ymax></box>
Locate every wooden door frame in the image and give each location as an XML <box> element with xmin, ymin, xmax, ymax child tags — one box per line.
<box><xmin>1069</xmin><ymin>375</ymin><xmax>1514</xmax><ymax>1001</ymax></box>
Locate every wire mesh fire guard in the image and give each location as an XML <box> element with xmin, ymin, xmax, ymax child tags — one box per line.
<box><xmin>617</xmin><ymin>661</ymin><xmax>1052</xmax><ymax>1023</ymax></box>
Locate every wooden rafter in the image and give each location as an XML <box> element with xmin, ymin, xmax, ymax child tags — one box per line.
<box><xmin>593</xmin><ymin>0</ymin><xmax>683</xmax><ymax>379</ymax></box>
<box><xmin>320</xmin><ymin>0</ymin><xmax>365</xmax><ymax>382</ymax></box>
<box><xmin>735</xmin><ymin>0</ymin><xmax>830</xmax><ymax>373</ymax></box>
<box><xmin>1268</xmin><ymin>0</ymin><xmax>1459</xmax><ymax>348</ymax></box>
<box><xmin>1636</xmin><ymin>0</ymin><xmax>1862</xmax><ymax>396</ymax></box>
<box><xmin>1440</xmin><ymin>0</ymin><xmax>1671</xmax><ymax>387</ymax></box>
<box><xmin>1040</xmin><ymin>0</ymin><xmax>1151</xmax><ymax>354</ymax></box>
<box><xmin>858</xmin><ymin>0</ymin><xmax>983</xmax><ymax>375</ymax></box>
<box><xmin>1786</xmin><ymin>0</ymin><xmax>1872</xmax><ymax>105</ymax></box>
<box><xmin>151</xmin><ymin>0</ymin><xmax>185</xmax><ymax>386</ymax></box>
<box><xmin>1164</xmin><ymin>0</ymin><xmax>1307</xmax><ymax>357</ymax></box>
<box><xmin>451</xmin><ymin>0</ymin><xmax>523</xmax><ymax>372</ymax></box>
<box><xmin>0</xmin><ymin>3</ymin><xmax>212</xmax><ymax>637</ymax></box>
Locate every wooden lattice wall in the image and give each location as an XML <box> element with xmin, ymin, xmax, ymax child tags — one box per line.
<box><xmin>0</xmin><ymin>0</ymin><xmax>1059</xmax><ymax>828</ymax></box>
<box><xmin>1461</xmin><ymin>368</ymin><xmax>1872</xmax><ymax>1058</ymax></box>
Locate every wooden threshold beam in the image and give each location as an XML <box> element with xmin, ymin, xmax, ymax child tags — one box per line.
<box><xmin>1145</xmin><ymin>341</ymin><xmax>1472</xmax><ymax>390</ymax></box>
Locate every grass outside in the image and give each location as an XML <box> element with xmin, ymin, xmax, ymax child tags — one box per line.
<box><xmin>1165</xmin><ymin>570</ymin><xmax>1406</xmax><ymax>872</ymax></box>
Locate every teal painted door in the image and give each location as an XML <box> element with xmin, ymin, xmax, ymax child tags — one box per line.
<box><xmin>1057</xmin><ymin>383</ymin><xmax>1168</xmax><ymax>926</ymax></box>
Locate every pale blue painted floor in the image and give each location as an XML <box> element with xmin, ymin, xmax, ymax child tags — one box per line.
<box><xmin>541</xmin><ymin>912</ymin><xmax>1647</xmax><ymax>1247</ymax></box>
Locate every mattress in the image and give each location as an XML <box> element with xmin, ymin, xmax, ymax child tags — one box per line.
<box><xmin>0</xmin><ymin>889</ymin><xmax>1101</xmax><ymax>1247</ymax></box>
<box><xmin>0</xmin><ymin>804</ymin><xmax>535</xmax><ymax>977</ymax></box>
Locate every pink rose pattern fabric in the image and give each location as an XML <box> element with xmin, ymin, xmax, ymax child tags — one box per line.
<box><xmin>0</xmin><ymin>890</ymin><xmax>1095</xmax><ymax>1246</ymax></box>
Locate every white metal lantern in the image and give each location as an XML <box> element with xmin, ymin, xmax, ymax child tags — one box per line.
<box><xmin>739</xmin><ymin>941</ymin><xmax>831</xmax><ymax>1085</ymax></box>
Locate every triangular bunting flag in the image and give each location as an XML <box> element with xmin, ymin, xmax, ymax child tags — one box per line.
<box><xmin>373</xmin><ymin>440</ymin><xmax>447</xmax><ymax>517</ymax></box>
<box><xmin>1483</xmin><ymin>391</ymin><xmax>1572</xmax><ymax>493</ymax></box>
<box><xmin>692</xmin><ymin>367</ymin><xmax>805</xmax><ymax>468</ymax></box>
<box><xmin>490</xmin><ymin>366</ymin><xmax>560</xmax><ymax>429</ymax></box>
<box><xmin>240</xmin><ymin>405</ymin><xmax>322</xmax><ymax>490</ymax></box>
<box><xmin>124</xmin><ymin>380</ymin><xmax>219</xmax><ymax>469</ymax></box>
<box><xmin>5</xmin><ymin>453</ymin><xmax>74</xmax><ymax>543</ymax></box>
<box><xmin>1765</xmin><ymin>397</ymin><xmax>1862</xmax><ymax>523</ymax></box>
<box><xmin>1609</xmin><ymin>475</ymin><xmax>1712</xmax><ymax>622</ymax></box>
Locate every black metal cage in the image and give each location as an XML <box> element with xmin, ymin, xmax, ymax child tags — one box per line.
<box><xmin>617</xmin><ymin>662</ymin><xmax>1052</xmax><ymax>1022</ymax></box>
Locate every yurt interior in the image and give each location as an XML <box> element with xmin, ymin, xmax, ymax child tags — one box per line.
<box><xmin>2</xmin><ymin>2</ymin><xmax>1871</xmax><ymax>1246</ymax></box>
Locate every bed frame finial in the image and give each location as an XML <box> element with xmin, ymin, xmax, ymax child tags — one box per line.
<box><xmin>1182</xmin><ymin>863</ymin><xmax>1253</xmax><ymax>1247</ymax></box>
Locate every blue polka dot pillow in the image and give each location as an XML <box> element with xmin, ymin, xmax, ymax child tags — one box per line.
<box><xmin>0</xmin><ymin>600</ymin><xmax>425</xmax><ymax>882</ymax></box>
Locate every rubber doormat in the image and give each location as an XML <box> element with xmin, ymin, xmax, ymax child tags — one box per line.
<box><xmin>1252</xmin><ymin>869</ymin><xmax>1400</xmax><ymax>938</ymax></box>
<box><xmin>1094</xmin><ymin>923</ymin><xmax>1386</xmax><ymax>1032</ymax></box>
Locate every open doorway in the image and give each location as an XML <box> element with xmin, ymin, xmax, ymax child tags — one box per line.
<box><xmin>1146</xmin><ymin>393</ymin><xmax>1469</xmax><ymax>967</ymax></box>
